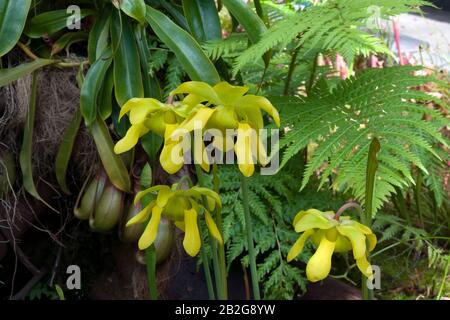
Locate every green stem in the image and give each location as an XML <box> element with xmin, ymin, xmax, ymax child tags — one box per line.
<box><xmin>212</xmin><ymin>165</ymin><xmax>228</xmax><ymax>299</ymax></box>
<box><xmin>436</xmin><ymin>251</ymin><xmax>450</xmax><ymax>300</ymax></box>
<box><xmin>254</xmin><ymin>0</ymin><xmax>269</xmax><ymax>27</ymax></box>
<box><xmin>283</xmin><ymin>46</ymin><xmax>300</xmax><ymax>95</ymax></box>
<box><xmin>145</xmin><ymin>245</ymin><xmax>158</xmax><ymax>300</ymax></box>
<box><xmin>361</xmin><ymin>138</ymin><xmax>380</xmax><ymax>300</ymax></box>
<box><xmin>394</xmin><ymin>186</ymin><xmax>412</xmax><ymax>226</ymax></box>
<box><xmin>306</xmin><ymin>53</ymin><xmax>319</xmax><ymax>96</ymax></box>
<box><xmin>195</xmin><ymin>165</ymin><xmax>228</xmax><ymax>299</ymax></box>
<box><xmin>414</xmin><ymin>171</ymin><xmax>424</xmax><ymax>227</ymax></box>
<box><xmin>240</xmin><ymin>176</ymin><xmax>260</xmax><ymax>300</ymax></box>
<box><xmin>201</xmin><ymin>243</ymin><xmax>216</xmax><ymax>300</ymax></box>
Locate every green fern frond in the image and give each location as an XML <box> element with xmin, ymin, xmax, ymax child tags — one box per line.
<box><xmin>202</xmin><ymin>33</ymin><xmax>248</xmax><ymax>60</ymax></box>
<box><xmin>148</xmin><ymin>48</ymin><xmax>168</xmax><ymax>77</ymax></box>
<box><xmin>272</xmin><ymin>66</ymin><xmax>446</xmax><ymax>214</ymax></box>
<box><xmin>163</xmin><ymin>55</ymin><xmax>185</xmax><ymax>97</ymax></box>
<box><xmin>234</xmin><ymin>0</ymin><xmax>429</xmax><ymax>73</ymax></box>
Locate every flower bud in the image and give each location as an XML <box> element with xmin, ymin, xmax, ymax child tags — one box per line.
<box><xmin>89</xmin><ymin>182</ymin><xmax>123</xmax><ymax>232</ymax></box>
<box><xmin>120</xmin><ymin>202</ymin><xmax>145</xmax><ymax>243</ymax></box>
<box><xmin>74</xmin><ymin>172</ymin><xmax>107</xmax><ymax>220</ymax></box>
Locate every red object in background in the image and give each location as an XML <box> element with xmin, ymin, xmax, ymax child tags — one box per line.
<box><xmin>392</xmin><ymin>19</ymin><xmax>404</xmax><ymax>66</ymax></box>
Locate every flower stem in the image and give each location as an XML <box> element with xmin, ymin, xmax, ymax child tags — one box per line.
<box><xmin>145</xmin><ymin>245</ymin><xmax>158</xmax><ymax>300</ymax></box>
<box><xmin>240</xmin><ymin>176</ymin><xmax>261</xmax><ymax>300</ymax></box>
<box><xmin>361</xmin><ymin>138</ymin><xmax>380</xmax><ymax>300</ymax></box>
<box><xmin>334</xmin><ymin>202</ymin><xmax>363</xmax><ymax>220</ymax></box>
<box><xmin>195</xmin><ymin>165</ymin><xmax>228</xmax><ymax>299</ymax></box>
<box><xmin>284</xmin><ymin>46</ymin><xmax>300</xmax><ymax>95</ymax></box>
<box><xmin>200</xmin><ymin>242</ymin><xmax>216</xmax><ymax>300</ymax></box>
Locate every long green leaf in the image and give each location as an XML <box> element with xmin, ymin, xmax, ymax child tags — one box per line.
<box><xmin>55</xmin><ymin>110</ymin><xmax>82</xmax><ymax>194</ymax></box>
<box><xmin>221</xmin><ymin>0</ymin><xmax>266</xmax><ymax>44</ymax></box>
<box><xmin>221</xmin><ymin>0</ymin><xmax>270</xmax><ymax>71</ymax></box>
<box><xmin>145</xmin><ymin>5</ymin><xmax>220</xmax><ymax>85</ymax></box>
<box><xmin>116</xmin><ymin>0</ymin><xmax>146</xmax><ymax>24</ymax></box>
<box><xmin>80</xmin><ymin>48</ymin><xmax>113</xmax><ymax>126</ymax></box>
<box><xmin>0</xmin><ymin>0</ymin><xmax>32</xmax><ymax>57</ymax></box>
<box><xmin>158</xmin><ymin>1</ymin><xmax>189</xmax><ymax>30</ymax></box>
<box><xmin>24</xmin><ymin>9</ymin><xmax>95</xmax><ymax>38</ymax></box>
<box><xmin>51</xmin><ymin>31</ymin><xmax>89</xmax><ymax>56</ymax></box>
<box><xmin>98</xmin><ymin>65</ymin><xmax>114</xmax><ymax>120</ymax></box>
<box><xmin>182</xmin><ymin>0</ymin><xmax>222</xmax><ymax>43</ymax></box>
<box><xmin>88</xmin><ymin>6</ymin><xmax>112</xmax><ymax>64</ymax></box>
<box><xmin>19</xmin><ymin>71</ymin><xmax>56</xmax><ymax>211</ymax></box>
<box><xmin>91</xmin><ymin>118</ymin><xmax>131</xmax><ymax>192</ymax></box>
<box><xmin>0</xmin><ymin>59</ymin><xmax>55</xmax><ymax>87</ymax></box>
<box><xmin>134</xmin><ymin>25</ymin><xmax>161</xmax><ymax>99</ymax></box>
<box><xmin>111</xmin><ymin>10</ymin><xmax>144</xmax><ymax>106</ymax></box>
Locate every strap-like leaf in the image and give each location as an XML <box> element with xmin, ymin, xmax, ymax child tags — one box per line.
<box><xmin>145</xmin><ymin>5</ymin><xmax>220</xmax><ymax>85</ymax></box>
<box><xmin>0</xmin><ymin>59</ymin><xmax>55</xmax><ymax>87</ymax></box>
<box><xmin>0</xmin><ymin>0</ymin><xmax>32</xmax><ymax>57</ymax></box>
<box><xmin>111</xmin><ymin>9</ymin><xmax>144</xmax><ymax>106</ymax></box>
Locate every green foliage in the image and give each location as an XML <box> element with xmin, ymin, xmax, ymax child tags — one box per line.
<box><xmin>208</xmin><ymin>165</ymin><xmax>344</xmax><ymax>299</ymax></box>
<box><xmin>234</xmin><ymin>0</ymin><xmax>429</xmax><ymax>72</ymax></box>
<box><xmin>273</xmin><ymin>66</ymin><xmax>448</xmax><ymax>214</ymax></box>
<box><xmin>372</xmin><ymin>213</ymin><xmax>449</xmax><ymax>270</ymax></box>
<box><xmin>209</xmin><ymin>165</ymin><xmax>306</xmax><ymax>299</ymax></box>
<box><xmin>163</xmin><ymin>55</ymin><xmax>186</xmax><ymax>97</ymax></box>
<box><xmin>28</xmin><ymin>282</ymin><xmax>60</xmax><ymax>300</ymax></box>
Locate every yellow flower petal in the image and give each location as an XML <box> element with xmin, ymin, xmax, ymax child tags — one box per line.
<box><xmin>176</xmin><ymin>107</ymin><xmax>216</xmax><ymax>133</ymax></box>
<box><xmin>211</xmin><ymin>132</ymin><xmax>235</xmax><ymax>152</ymax></box>
<box><xmin>204</xmin><ymin>210</ymin><xmax>223</xmax><ymax>244</ymax></box>
<box><xmin>293</xmin><ymin>210</ymin><xmax>309</xmax><ymax>227</ymax></box>
<box><xmin>207</xmin><ymin>105</ymin><xmax>239</xmax><ymax>131</ymax></box>
<box><xmin>138</xmin><ymin>205</ymin><xmax>163</xmax><ymax>250</ymax></box>
<box><xmin>287</xmin><ymin>229</ymin><xmax>314</xmax><ymax>262</ymax></box>
<box><xmin>213</xmin><ymin>81</ymin><xmax>248</xmax><ymax>105</ymax></box>
<box><xmin>144</xmin><ymin>111</ymin><xmax>167</xmax><ymax>137</ymax></box>
<box><xmin>312</xmin><ymin>230</ymin><xmax>352</xmax><ymax>252</ymax></box>
<box><xmin>235</xmin><ymin>95</ymin><xmax>280</xmax><ymax>127</ymax></box>
<box><xmin>160</xmin><ymin>141</ymin><xmax>185</xmax><ymax>174</ymax></box>
<box><xmin>183</xmin><ymin>207</ymin><xmax>201</xmax><ymax>257</ymax></box>
<box><xmin>336</xmin><ymin>225</ymin><xmax>367</xmax><ymax>259</ymax></box>
<box><xmin>237</xmin><ymin>106</ymin><xmax>264</xmax><ymax>130</ymax></box>
<box><xmin>114</xmin><ymin>123</ymin><xmax>149</xmax><ymax>154</ymax></box>
<box><xmin>306</xmin><ymin>235</ymin><xmax>336</xmax><ymax>282</ymax></box>
<box><xmin>356</xmin><ymin>255</ymin><xmax>373</xmax><ymax>277</ymax></box>
<box><xmin>191</xmin><ymin>187</ymin><xmax>222</xmax><ymax>209</ymax></box>
<box><xmin>334</xmin><ymin>233</ymin><xmax>353</xmax><ymax>252</ymax></box>
<box><xmin>171</xmin><ymin>81</ymin><xmax>221</xmax><ymax>105</ymax></box>
<box><xmin>156</xmin><ymin>186</ymin><xmax>173</xmax><ymax>208</ymax></box>
<box><xmin>294</xmin><ymin>211</ymin><xmax>334</xmax><ymax>233</ymax></box>
<box><xmin>126</xmin><ymin>201</ymin><xmax>155</xmax><ymax>226</ymax></box>
<box><xmin>257</xmin><ymin>134</ymin><xmax>269</xmax><ymax>166</ymax></box>
<box><xmin>193</xmin><ymin>137</ymin><xmax>210</xmax><ymax>173</ymax></box>
<box><xmin>350</xmin><ymin>220</ymin><xmax>373</xmax><ymax>235</ymax></box>
<box><xmin>164</xmin><ymin>194</ymin><xmax>190</xmax><ymax>221</ymax></box>
<box><xmin>366</xmin><ymin>233</ymin><xmax>377</xmax><ymax>252</ymax></box>
<box><xmin>183</xmin><ymin>94</ymin><xmax>206</xmax><ymax>108</ymax></box>
<box><xmin>120</xmin><ymin>98</ymin><xmax>164</xmax><ymax>121</ymax></box>
<box><xmin>134</xmin><ymin>185</ymin><xmax>169</xmax><ymax>205</ymax></box>
<box><xmin>235</xmin><ymin>122</ymin><xmax>256</xmax><ymax>177</ymax></box>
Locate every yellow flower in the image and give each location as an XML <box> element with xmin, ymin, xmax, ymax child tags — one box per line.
<box><xmin>113</xmin><ymin>98</ymin><xmax>193</xmax><ymax>154</ymax></box>
<box><xmin>171</xmin><ymin>81</ymin><xmax>280</xmax><ymax>176</ymax></box>
<box><xmin>172</xmin><ymin>81</ymin><xmax>280</xmax><ymax>131</ymax></box>
<box><xmin>287</xmin><ymin>209</ymin><xmax>377</xmax><ymax>282</ymax></box>
<box><xmin>126</xmin><ymin>184</ymin><xmax>223</xmax><ymax>257</ymax></box>
<box><xmin>160</xmin><ymin>104</ymin><xmax>215</xmax><ymax>174</ymax></box>
<box><xmin>114</xmin><ymin>97</ymin><xmax>214</xmax><ymax>174</ymax></box>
